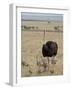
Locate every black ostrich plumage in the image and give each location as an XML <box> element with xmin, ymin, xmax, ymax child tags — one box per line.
<box><xmin>42</xmin><ymin>41</ymin><xmax>58</xmax><ymax>57</ymax></box>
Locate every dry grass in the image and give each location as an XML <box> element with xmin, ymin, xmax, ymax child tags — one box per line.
<box><xmin>21</xmin><ymin>21</ymin><xmax>63</xmax><ymax>77</ymax></box>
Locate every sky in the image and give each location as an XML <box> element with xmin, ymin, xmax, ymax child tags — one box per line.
<box><xmin>21</xmin><ymin>12</ymin><xmax>63</xmax><ymax>22</ymax></box>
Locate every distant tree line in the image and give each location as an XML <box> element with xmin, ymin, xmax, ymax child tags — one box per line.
<box><xmin>21</xmin><ymin>25</ymin><xmax>38</xmax><ymax>30</ymax></box>
<box><xmin>21</xmin><ymin>25</ymin><xmax>63</xmax><ymax>32</ymax></box>
<box><xmin>54</xmin><ymin>25</ymin><xmax>63</xmax><ymax>31</ymax></box>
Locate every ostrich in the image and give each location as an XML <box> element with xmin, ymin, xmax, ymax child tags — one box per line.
<box><xmin>42</xmin><ymin>41</ymin><xmax>58</xmax><ymax>71</ymax></box>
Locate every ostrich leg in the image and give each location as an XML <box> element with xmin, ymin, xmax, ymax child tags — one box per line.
<box><xmin>50</xmin><ymin>56</ymin><xmax>55</xmax><ymax>73</ymax></box>
<box><xmin>47</xmin><ymin>57</ymin><xmax>49</xmax><ymax>71</ymax></box>
<box><xmin>51</xmin><ymin>56</ymin><xmax>56</xmax><ymax>64</ymax></box>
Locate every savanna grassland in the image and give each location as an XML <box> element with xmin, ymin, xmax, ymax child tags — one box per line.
<box><xmin>21</xmin><ymin>21</ymin><xmax>63</xmax><ymax>77</ymax></box>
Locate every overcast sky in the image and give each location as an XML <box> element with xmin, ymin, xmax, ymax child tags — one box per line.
<box><xmin>21</xmin><ymin>12</ymin><xmax>63</xmax><ymax>22</ymax></box>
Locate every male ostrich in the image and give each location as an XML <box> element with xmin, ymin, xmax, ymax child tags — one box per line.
<box><xmin>42</xmin><ymin>41</ymin><xmax>58</xmax><ymax>71</ymax></box>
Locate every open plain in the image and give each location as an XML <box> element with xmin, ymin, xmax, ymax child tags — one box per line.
<box><xmin>21</xmin><ymin>21</ymin><xmax>63</xmax><ymax>77</ymax></box>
